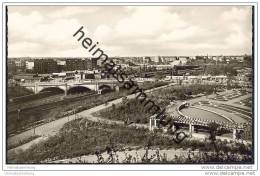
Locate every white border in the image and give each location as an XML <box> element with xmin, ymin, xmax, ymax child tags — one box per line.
<box><xmin>1</xmin><ymin>0</ymin><xmax>258</xmax><ymax>174</ymax></box>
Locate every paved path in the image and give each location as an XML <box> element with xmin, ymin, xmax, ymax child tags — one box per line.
<box><xmin>191</xmin><ymin>105</ymin><xmax>249</xmax><ymax>123</ymax></box>
<box><xmin>207</xmin><ymin>90</ymin><xmax>252</xmax><ymax>110</ymax></box>
<box><xmin>7</xmin><ymin>114</ymin><xmax>148</xmax><ymax>155</ymax></box>
<box><xmin>225</xmin><ymin>94</ymin><xmax>252</xmax><ymax>105</ymax></box>
<box><xmin>8</xmin><ymin>86</ymin><xmax>252</xmax><ymax>152</ymax></box>
<box><xmin>7</xmin><ymin>83</ymin><xmax>175</xmax><ymax>147</ymax></box>
<box><xmin>168</xmin><ymin>89</ymin><xmax>252</xmax><ymax>125</ymax></box>
<box><xmin>8</xmin><ymin>136</ymin><xmax>49</xmax><ymax>154</ymax></box>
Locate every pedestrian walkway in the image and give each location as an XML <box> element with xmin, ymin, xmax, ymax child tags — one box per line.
<box><xmin>8</xmin><ymin>84</ymin><xmax>174</xmax><ymax>148</ymax></box>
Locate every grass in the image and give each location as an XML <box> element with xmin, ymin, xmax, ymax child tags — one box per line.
<box><xmin>64</xmin><ymin>148</ymin><xmax>252</xmax><ymax>164</ymax></box>
<box><xmin>8</xmin><ymin>119</ymin><xmax>252</xmax><ymax>164</ymax></box>
<box><xmin>98</xmin><ymin>100</ymin><xmax>152</xmax><ymax>124</ymax></box>
<box><xmin>97</xmin><ymin>98</ymin><xmax>169</xmax><ymax>124</ymax></box>
<box><xmin>138</xmin><ymin>81</ymin><xmax>169</xmax><ymax>90</ymax></box>
<box><xmin>149</xmin><ymin>84</ymin><xmax>217</xmax><ymax>100</ymax></box>
<box><xmin>7</xmin><ymin>90</ymin><xmax>129</xmax><ymax>135</ymax></box>
<box><xmin>7</xmin><ymin>135</ymin><xmax>41</xmax><ymax>150</ymax></box>
<box><xmin>7</xmin><ymin>82</ymin><xmax>169</xmax><ymax>135</ymax></box>
<box><xmin>98</xmin><ymin>84</ymin><xmax>217</xmax><ymax>124</ymax></box>
<box><xmin>8</xmin><ymin>86</ymin><xmax>34</xmax><ymax>99</ymax></box>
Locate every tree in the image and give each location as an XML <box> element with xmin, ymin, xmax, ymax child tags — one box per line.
<box><xmin>208</xmin><ymin>122</ymin><xmax>219</xmax><ymax>142</ymax></box>
<box><xmin>155</xmin><ymin>72</ymin><xmax>164</xmax><ymax>81</ymax></box>
<box><xmin>227</xmin><ymin>73</ymin><xmax>235</xmax><ymax>89</ymax></box>
<box><xmin>208</xmin><ymin>122</ymin><xmax>220</xmax><ymax>154</ymax></box>
<box><xmin>121</xmin><ymin>96</ymin><xmax>128</xmax><ymax>104</ymax></box>
<box><xmin>111</xmin><ymin>103</ymin><xmax>116</xmax><ymax>111</ymax></box>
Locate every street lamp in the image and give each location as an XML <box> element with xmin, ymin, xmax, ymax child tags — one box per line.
<box><xmin>74</xmin><ymin>106</ymin><xmax>77</xmax><ymax>120</ymax></box>
<box><xmin>33</xmin><ymin>124</ymin><xmax>36</xmax><ymax>135</ymax></box>
<box><xmin>17</xmin><ymin>108</ymin><xmax>21</xmax><ymax>121</ymax></box>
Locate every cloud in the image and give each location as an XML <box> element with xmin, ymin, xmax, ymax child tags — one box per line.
<box><xmin>47</xmin><ymin>6</ymin><xmax>100</xmax><ymax>18</ymax></box>
<box><xmin>8</xmin><ymin>8</ymin><xmax>91</xmax><ymax>57</ymax></box>
<box><xmin>8</xmin><ymin>6</ymin><xmax>252</xmax><ymax>57</ymax></box>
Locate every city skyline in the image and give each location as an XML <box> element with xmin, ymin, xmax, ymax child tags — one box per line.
<box><xmin>8</xmin><ymin>6</ymin><xmax>252</xmax><ymax>57</ymax></box>
<box><xmin>7</xmin><ymin>54</ymin><xmax>252</xmax><ymax>59</ymax></box>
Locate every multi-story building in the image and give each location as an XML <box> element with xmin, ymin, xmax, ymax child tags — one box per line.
<box><xmin>173</xmin><ymin>65</ymin><xmax>203</xmax><ymax>76</ymax></box>
<box><xmin>34</xmin><ymin>59</ymin><xmax>58</xmax><ymax>74</ymax></box>
<box><xmin>14</xmin><ymin>59</ymin><xmax>26</xmax><ymax>72</ymax></box>
<box><xmin>66</xmin><ymin>58</ymin><xmax>80</xmax><ymax>71</ymax></box>
<box><xmin>65</xmin><ymin>58</ymin><xmax>91</xmax><ymax>71</ymax></box>
<box><xmin>236</xmin><ymin>68</ymin><xmax>252</xmax><ymax>88</ymax></box>
<box><xmin>162</xmin><ymin>56</ymin><xmax>177</xmax><ymax>63</ymax></box>
<box><xmin>25</xmin><ymin>61</ymin><xmax>34</xmax><ymax>72</ymax></box>
<box><xmin>143</xmin><ymin>57</ymin><xmax>152</xmax><ymax>64</ymax></box>
<box><xmin>7</xmin><ymin>60</ymin><xmax>17</xmax><ymax>74</ymax></box>
<box><xmin>229</xmin><ymin>56</ymin><xmax>244</xmax><ymax>62</ymax></box>
<box><xmin>91</xmin><ymin>58</ymin><xmax>99</xmax><ymax>69</ymax></box>
<box><xmin>57</xmin><ymin>60</ymin><xmax>66</xmax><ymax>72</ymax></box>
<box><xmin>150</xmin><ymin>56</ymin><xmax>161</xmax><ymax>63</ymax></box>
<box><xmin>127</xmin><ymin>57</ymin><xmax>143</xmax><ymax>64</ymax></box>
<box><xmin>165</xmin><ymin>75</ymin><xmax>227</xmax><ymax>85</ymax></box>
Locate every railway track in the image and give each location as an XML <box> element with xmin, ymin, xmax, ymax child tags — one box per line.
<box><xmin>7</xmin><ymin>91</ymin><xmax>98</xmax><ymax>114</ymax></box>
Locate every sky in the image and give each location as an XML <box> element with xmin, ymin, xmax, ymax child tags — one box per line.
<box><xmin>8</xmin><ymin>6</ymin><xmax>253</xmax><ymax>57</ymax></box>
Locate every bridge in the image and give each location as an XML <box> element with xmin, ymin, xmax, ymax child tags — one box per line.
<box><xmin>19</xmin><ymin>80</ymin><xmax>121</xmax><ymax>96</ymax></box>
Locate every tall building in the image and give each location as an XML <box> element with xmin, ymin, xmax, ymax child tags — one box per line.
<box><xmin>65</xmin><ymin>58</ymin><xmax>91</xmax><ymax>71</ymax></box>
<box><xmin>25</xmin><ymin>61</ymin><xmax>34</xmax><ymax>71</ymax></box>
<box><xmin>57</xmin><ymin>60</ymin><xmax>66</xmax><ymax>72</ymax></box>
<box><xmin>14</xmin><ymin>59</ymin><xmax>26</xmax><ymax>72</ymax></box>
<box><xmin>7</xmin><ymin>60</ymin><xmax>17</xmax><ymax>74</ymax></box>
<box><xmin>162</xmin><ymin>56</ymin><xmax>177</xmax><ymax>64</ymax></box>
<box><xmin>34</xmin><ymin>59</ymin><xmax>58</xmax><ymax>74</ymax></box>
<box><xmin>91</xmin><ymin>58</ymin><xmax>98</xmax><ymax>69</ymax></box>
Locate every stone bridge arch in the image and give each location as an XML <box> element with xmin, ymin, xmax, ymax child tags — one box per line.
<box><xmin>39</xmin><ymin>86</ymin><xmax>65</xmax><ymax>94</ymax></box>
<box><xmin>67</xmin><ymin>83</ymin><xmax>98</xmax><ymax>91</ymax></box>
<box><xmin>98</xmin><ymin>84</ymin><xmax>114</xmax><ymax>93</ymax></box>
<box><xmin>67</xmin><ymin>85</ymin><xmax>93</xmax><ymax>95</ymax></box>
<box><xmin>37</xmin><ymin>85</ymin><xmax>66</xmax><ymax>93</ymax></box>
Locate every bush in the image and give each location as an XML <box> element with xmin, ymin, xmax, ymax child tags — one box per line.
<box><xmin>7</xmin><ymin>119</ymin><xmax>252</xmax><ymax>164</ymax></box>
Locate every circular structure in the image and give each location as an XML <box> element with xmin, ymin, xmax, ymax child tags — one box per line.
<box><xmin>177</xmin><ymin>100</ymin><xmax>251</xmax><ymax>125</ymax></box>
<box><xmin>180</xmin><ymin>107</ymin><xmax>231</xmax><ymax>123</ymax></box>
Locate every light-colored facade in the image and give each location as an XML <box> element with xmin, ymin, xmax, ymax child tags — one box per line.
<box><xmin>165</xmin><ymin>75</ymin><xmax>228</xmax><ymax>85</ymax></box>
<box><xmin>25</xmin><ymin>61</ymin><xmax>34</xmax><ymax>70</ymax></box>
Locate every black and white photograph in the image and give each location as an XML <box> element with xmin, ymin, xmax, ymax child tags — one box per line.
<box><xmin>1</xmin><ymin>1</ymin><xmax>258</xmax><ymax>175</ymax></box>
